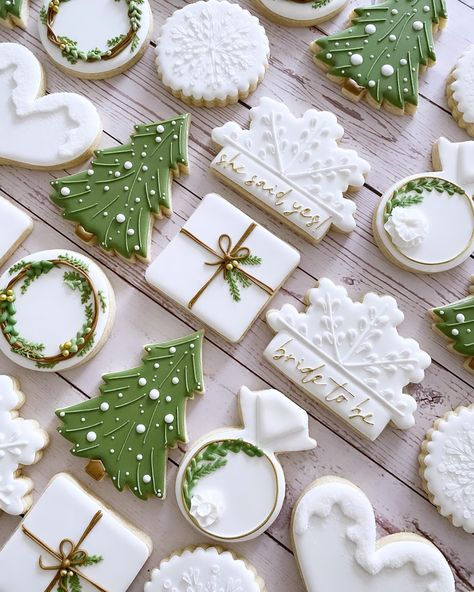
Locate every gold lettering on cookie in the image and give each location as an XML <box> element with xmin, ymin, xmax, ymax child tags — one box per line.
<box><xmin>348</xmin><ymin>397</ymin><xmax>375</xmax><ymax>425</ymax></box>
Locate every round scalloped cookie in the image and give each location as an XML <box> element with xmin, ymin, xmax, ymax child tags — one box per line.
<box><xmin>252</xmin><ymin>0</ymin><xmax>348</xmax><ymax>27</ymax></box>
<box><xmin>447</xmin><ymin>45</ymin><xmax>474</xmax><ymax>138</ymax></box>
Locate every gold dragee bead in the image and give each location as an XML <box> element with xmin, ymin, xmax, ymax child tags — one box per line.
<box><xmin>6</xmin><ymin>290</ymin><xmax>13</xmax><ymax>296</ymax></box>
<box><xmin>60</xmin><ymin>569</ymin><xmax>68</xmax><ymax>577</ymax></box>
<box><xmin>68</xmin><ymin>571</ymin><xmax>74</xmax><ymax>577</ymax></box>
<box><xmin>225</xmin><ymin>263</ymin><xmax>233</xmax><ymax>271</ymax></box>
<box><xmin>64</xmin><ymin>559</ymin><xmax>71</xmax><ymax>567</ymax></box>
<box><xmin>7</xmin><ymin>296</ymin><xmax>14</xmax><ymax>302</ymax></box>
<box><xmin>0</xmin><ymin>294</ymin><xmax>6</xmax><ymax>301</ymax></box>
<box><xmin>232</xmin><ymin>260</ymin><xmax>239</xmax><ymax>267</ymax></box>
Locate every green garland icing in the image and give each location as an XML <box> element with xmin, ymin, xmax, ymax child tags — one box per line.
<box><xmin>312</xmin><ymin>0</ymin><xmax>331</xmax><ymax>8</ymax></box>
<box><xmin>0</xmin><ymin>0</ymin><xmax>22</xmax><ymax>19</ymax></box>
<box><xmin>56</xmin><ymin>331</ymin><xmax>205</xmax><ymax>501</ymax></box>
<box><xmin>51</xmin><ymin>115</ymin><xmax>189</xmax><ymax>260</ymax></box>
<box><xmin>433</xmin><ymin>294</ymin><xmax>474</xmax><ymax>358</ymax></box>
<box><xmin>314</xmin><ymin>0</ymin><xmax>447</xmax><ymax>109</ymax></box>
<box><xmin>225</xmin><ymin>254</ymin><xmax>262</xmax><ymax>302</ymax></box>
<box><xmin>383</xmin><ymin>176</ymin><xmax>465</xmax><ymax>223</ymax></box>
<box><xmin>183</xmin><ymin>439</ymin><xmax>264</xmax><ymax>509</ymax></box>
<box><xmin>57</xmin><ymin>555</ymin><xmax>103</xmax><ymax>592</ymax></box>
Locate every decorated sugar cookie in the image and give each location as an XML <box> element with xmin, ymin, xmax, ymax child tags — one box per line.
<box><xmin>38</xmin><ymin>0</ymin><xmax>152</xmax><ymax>79</ymax></box>
<box><xmin>0</xmin><ymin>249</ymin><xmax>115</xmax><ymax>371</ymax></box>
<box><xmin>373</xmin><ymin>137</ymin><xmax>474</xmax><ymax>273</ymax></box>
<box><xmin>311</xmin><ymin>0</ymin><xmax>447</xmax><ymax>114</ymax></box>
<box><xmin>0</xmin><ymin>375</ymin><xmax>48</xmax><ymax>515</ymax></box>
<box><xmin>252</xmin><ymin>0</ymin><xmax>348</xmax><ymax>27</ymax></box>
<box><xmin>264</xmin><ymin>278</ymin><xmax>431</xmax><ymax>441</ymax></box>
<box><xmin>0</xmin><ymin>197</ymin><xmax>32</xmax><ymax>267</ymax></box>
<box><xmin>57</xmin><ymin>331</ymin><xmax>204</xmax><ymax>500</ymax></box>
<box><xmin>0</xmin><ymin>0</ymin><xmax>28</xmax><ymax>28</ymax></box>
<box><xmin>211</xmin><ymin>98</ymin><xmax>370</xmax><ymax>243</ymax></box>
<box><xmin>175</xmin><ymin>386</ymin><xmax>316</xmax><ymax>542</ymax></box>
<box><xmin>431</xmin><ymin>278</ymin><xmax>474</xmax><ymax>373</ymax></box>
<box><xmin>0</xmin><ymin>473</ymin><xmax>152</xmax><ymax>592</ymax></box>
<box><xmin>146</xmin><ymin>193</ymin><xmax>300</xmax><ymax>343</ymax></box>
<box><xmin>155</xmin><ymin>0</ymin><xmax>270</xmax><ymax>107</ymax></box>
<box><xmin>51</xmin><ymin>115</ymin><xmax>190</xmax><ymax>261</ymax></box>
<box><xmin>145</xmin><ymin>547</ymin><xmax>266</xmax><ymax>592</ymax></box>
<box><xmin>420</xmin><ymin>404</ymin><xmax>474</xmax><ymax>534</ymax></box>
<box><xmin>292</xmin><ymin>477</ymin><xmax>455</xmax><ymax>592</ymax></box>
<box><xmin>447</xmin><ymin>45</ymin><xmax>474</xmax><ymax>138</ymax></box>
<box><xmin>0</xmin><ymin>43</ymin><xmax>101</xmax><ymax>169</ymax></box>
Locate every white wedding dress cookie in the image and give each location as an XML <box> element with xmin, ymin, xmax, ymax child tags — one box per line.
<box><xmin>420</xmin><ymin>404</ymin><xmax>474</xmax><ymax>533</ymax></box>
<box><xmin>447</xmin><ymin>45</ymin><xmax>474</xmax><ymax>138</ymax></box>
<box><xmin>156</xmin><ymin>0</ymin><xmax>270</xmax><ymax>107</ymax></box>
<box><xmin>0</xmin><ymin>197</ymin><xmax>32</xmax><ymax>267</ymax></box>
<box><xmin>0</xmin><ymin>43</ymin><xmax>101</xmax><ymax>169</ymax></box>
<box><xmin>0</xmin><ymin>375</ymin><xmax>48</xmax><ymax>515</ymax></box>
<box><xmin>252</xmin><ymin>0</ymin><xmax>348</xmax><ymax>27</ymax></box>
<box><xmin>292</xmin><ymin>477</ymin><xmax>455</xmax><ymax>592</ymax></box>
<box><xmin>38</xmin><ymin>0</ymin><xmax>153</xmax><ymax>79</ymax></box>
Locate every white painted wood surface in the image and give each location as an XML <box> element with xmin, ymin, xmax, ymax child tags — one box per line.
<box><xmin>0</xmin><ymin>0</ymin><xmax>473</xmax><ymax>590</ymax></box>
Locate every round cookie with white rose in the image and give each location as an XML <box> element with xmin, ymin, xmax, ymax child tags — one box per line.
<box><xmin>251</xmin><ymin>0</ymin><xmax>348</xmax><ymax>27</ymax></box>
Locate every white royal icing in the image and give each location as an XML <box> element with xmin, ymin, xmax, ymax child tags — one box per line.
<box><xmin>265</xmin><ymin>278</ymin><xmax>431</xmax><ymax>440</ymax></box>
<box><xmin>145</xmin><ymin>547</ymin><xmax>263</xmax><ymax>592</ymax></box>
<box><xmin>423</xmin><ymin>405</ymin><xmax>474</xmax><ymax>533</ymax></box>
<box><xmin>38</xmin><ymin>0</ymin><xmax>152</xmax><ymax>79</ymax></box>
<box><xmin>384</xmin><ymin>206</ymin><xmax>429</xmax><ymax>249</ymax></box>
<box><xmin>0</xmin><ymin>375</ymin><xmax>47</xmax><ymax>515</ymax></box>
<box><xmin>0</xmin><ymin>42</ymin><xmax>101</xmax><ymax>168</ymax></box>
<box><xmin>254</xmin><ymin>0</ymin><xmax>347</xmax><ymax>25</ymax></box>
<box><xmin>155</xmin><ymin>0</ymin><xmax>269</xmax><ymax>104</ymax></box>
<box><xmin>0</xmin><ymin>197</ymin><xmax>32</xmax><ymax>267</ymax></box>
<box><xmin>211</xmin><ymin>97</ymin><xmax>370</xmax><ymax>243</ymax></box>
<box><xmin>145</xmin><ymin>193</ymin><xmax>300</xmax><ymax>343</ymax></box>
<box><xmin>0</xmin><ymin>473</ymin><xmax>151</xmax><ymax>591</ymax></box>
<box><xmin>175</xmin><ymin>386</ymin><xmax>316</xmax><ymax>542</ymax></box>
<box><xmin>450</xmin><ymin>44</ymin><xmax>474</xmax><ymax>125</ymax></box>
<box><xmin>0</xmin><ymin>249</ymin><xmax>115</xmax><ymax>372</ymax></box>
<box><xmin>292</xmin><ymin>478</ymin><xmax>455</xmax><ymax>592</ymax></box>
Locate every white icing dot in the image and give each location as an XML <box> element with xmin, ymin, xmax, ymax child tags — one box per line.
<box><xmin>350</xmin><ymin>53</ymin><xmax>363</xmax><ymax>66</ymax></box>
<box><xmin>412</xmin><ymin>20</ymin><xmax>423</xmax><ymax>31</ymax></box>
<box><xmin>149</xmin><ymin>389</ymin><xmax>160</xmax><ymax>400</ymax></box>
<box><xmin>400</xmin><ymin>58</ymin><xmax>408</xmax><ymax>66</ymax></box>
<box><xmin>155</xmin><ymin>137</ymin><xmax>162</xmax><ymax>143</ymax></box>
<box><xmin>104</xmin><ymin>186</ymin><xmax>110</xmax><ymax>192</ymax></box>
<box><xmin>381</xmin><ymin>64</ymin><xmax>394</xmax><ymax>77</ymax></box>
<box><xmin>86</xmin><ymin>431</ymin><xmax>97</xmax><ymax>442</ymax></box>
<box><xmin>136</xmin><ymin>424</ymin><xmax>146</xmax><ymax>434</ymax></box>
<box><xmin>389</xmin><ymin>34</ymin><xmax>397</xmax><ymax>41</ymax></box>
<box><xmin>190</xmin><ymin>343</ymin><xmax>195</xmax><ymax>349</ymax></box>
<box><xmin>169</xmin><ymin>347</ymin><xmax>176</xmax><ymax>354</ymax></box>
<box><xmin>165</xmin><ymin>396</ymin><xmax>172</xmax><ymax>402</ymax></box>
<box><xmin>156</xmin><ymin>125</ymin><xmax>165</xmax><ymax>133</ymax></box>
<box><xmin>127</xmin><ymin>229</ymin><xmax>135</xmax><ymax>236</ymax></box>
<box><xmin>59</xmin><ymin>411</ymin><xmax>65</xmax><ymax>417</ymax></box>
<box><xmin>171</xmin><ymin>377</ymin><xmax>179</xmax><ymax>385</ymax></box>
<box><xmin>423</xmin><ymin>5</ymin><xmax>430</xmax><ymax>11</ymax></box>
<box><xmin>150</xmin><ymin>190</ymin><xmax>156</xmax><ymax>196</ymax></box>
<box><xmin>138</xmin><ymin>377</ymin><xmax>147</xmax><ymax>386</ymax></box>
<box><xmin>154</xmin><ymin>362</ymin><xmax>160</xmax><ymax>368</ymax></box>
<box><xmin>100</xmin><ymin>402</ymin><xmax>110</xmax><ymax>412</ymax></box>
<box><xmin>439</xmin><ymin>310</ymin><xmax>445</xmax><ymax>315</ymax></box>
<box><xmin>87</xmin><ymin>169</ymin><xmax>94</xmax><ymax>176</ymax></box>
<box><xmin>164</xmin><ymin>414</ymin><xmax>174</xmax><ymax>424</ymax></box>
<box><xmin>365</xmin><ymin>24</ymin><xmax>376</xmax><ymax>34</ymax></box>
<box><xmin>137</xmin><ymin>454</ymin><xmax>143</xmax><ymax>461</ymax></box>
<box><xmin>391</xmin><ymin>8</ymin><xmax>398</xmax><ymax>14</ymax></box>
<box><xmin>326</xmin><ymin>52</ymin><xmax>332</xmax><ymax>59</ymax></box>
<box><xmin>143</xmin><ymin>474</ymin><xmax>151</xmax><ymax>484</ymax></box>
<box><xmin>114</xmin><ymin>171</ymin><xmax>121</xmax><ymax>178</ymax></box>
<box><xmin>143</xmin><ymin>165</ymin><xmax>148</xmax><ymax>172</ymax></box>
<box><xmin>368</xmin><ymin>80</ymin><xmax>376</xmax><ymax>87</ymax></box>
<box><xmin>116</xmin><ymin>214</ymin><xmax>126</xmax><ymax>223</ymax></box>
<box><xmin>456</xmin><ymin>314</ymin><xmax>466</xmax><ymax>323</ymax></box>
<box><xmin>124</xmin><ymin>161</ymin><xmax>133</xmax><ymax>170</ymax></box>
<box><xmin>451</xmin><ymin>329</ymin><xmax>460</xmax><ymax>336</ymax></box>
<box><xmin>60</xmin><ymin>187</ymin><xmax>71</xmax><ymax>196</ymax></box>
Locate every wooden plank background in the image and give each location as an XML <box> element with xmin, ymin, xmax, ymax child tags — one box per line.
<box><xmin>0</xmin><ymin>0</ymin><xmax>473</xmax><ymax>589</ymax></box>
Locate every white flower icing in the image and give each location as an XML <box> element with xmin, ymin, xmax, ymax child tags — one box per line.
<box><xmin>384</xmin><ymin>206</ymin><xmax>429</xmax><ymax>249</ymax></box>
<box><xmin>451</xmin><ymin>44</ymin><xmax>474</xmax><ymax>124</ymax></box>
<box><xmin>190</xmin><ymin>492</ymin><xmax>224</xmax><ymax>528</ymax></box>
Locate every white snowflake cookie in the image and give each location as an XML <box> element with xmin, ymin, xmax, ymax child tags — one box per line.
<box><xmin>144</xmin><ymin>547</ymin><xmax>265</xmax><ymax>592</ymax></box>
<box><xmin>292</xmin><ymin>477</ymin><xmax>455</xmax><ymax>592</ymax></box>
<box><xmin>373</xmin><ymin>137</ymin><xmax>474</xmax><ymax>273</ymax></box>
<box><xmin>264</xmin><ymin>278</ymin><xmax>431</xmax><ymax>440</ymax></box>
<box><xmin>155</xmin><ymin>0</ymin><xmax>270</xmax><ymax>107</ymax></box>
<box><xmin>0</xmin><ymin>375</ymin><xmax>48</xmax><ymax>515</ymax></box>
<box><xmin>212</xmin><ymin>98</ymin><xmax>370</xmax><ymax>243</ymax></box>
<box><xmin>0</xmin><ymin>43</ymin><xmax>101</xmax><ymax>169</ymax></box>
<box><xmin>447</xmin><ymin>45</ymin><xmax>474</xmax><ymax>138</ymax></box>
<box><xmin>420</xmin><ymin>404</ymin><xmax>474</xmax><ymax>533</ymax></box>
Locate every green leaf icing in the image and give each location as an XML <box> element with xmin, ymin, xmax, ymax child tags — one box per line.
<box><xmin>182</xmin><ymin>439</ymin><xmax>264</xmax><ymax>509</ymax></box>
<box><xmin>56</xmin><ymin>331</ymin><xmax>205</xmax><ymax>500</ymax></box>
<box><xmin>312</xmin><ymin>0</ymin><xmax>330</xmax><ymax>8</ymax></box>
<box><xmin>57</xmin><ymin>555</ymin><xmax>103</xmax><ymax>592</ymax></box>
<box><xmin>433</xmin><ymin>294</ymin><xmax>474</xmax><ymax>361</ymax></box>
<box><xmin>0</xmin><ymin>0</ymin><xmax>22</xmax><ymax>19</ymax></box>
<box><xmin>313</xmin><ymin>0</ymin><xmax>447</xmax><ymax>109</ymax></box>
<box><xmin>51</xmin><ymin>115</ymin><xmax>189</xmax><ymax>260</ymax></box>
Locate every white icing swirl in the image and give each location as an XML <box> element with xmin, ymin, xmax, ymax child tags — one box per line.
<box><xmin>384</xmin><ymin>206</ymin><xmax>429</xmax><ymax>249</ymax></box>
<box><xmin>190</xmin><ymin>492</ymin><xmax>224</xmax><ymax>528</ymax></box>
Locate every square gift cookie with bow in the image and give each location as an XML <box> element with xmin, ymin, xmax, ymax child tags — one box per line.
<box><xmin>146</xmin><ymin>193</ymin><xmax>300</xmax><ymax>342</ymax></box>
<box><xmin>0</xmin><ymin>473</ymin><xmax>152</xmax><ymax>592</ymax></box>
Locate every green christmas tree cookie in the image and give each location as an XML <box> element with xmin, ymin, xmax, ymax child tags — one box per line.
<box><xmin>311</xmin><ymin>0</ymin><xmax>447</xmax><ymax>113</ymax></box>
<box><xmin>56</xmin><ymin>330</ymin><xmax>205</xmax><ymax>500</ymax></box>
<box><xmin>432</xmin><ymin>281</ymin><xmax>474</xmax><ymax>374</ymax></box>
<box><xmin>51</xmin><ymin>115</ymin><xmax>190</xmax><ymax>261</ymax></box>
<box><xmin>0</xmin><ymin>0</ymin><xmax>27</xmax><ymax>28</ymax></box>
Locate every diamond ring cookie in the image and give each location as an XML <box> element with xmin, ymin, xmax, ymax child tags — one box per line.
<box><xmin>155</xmin><ymin>0</ymin><xmax>270</xmax><ymax>107</ymax></box>
<box><xmin>144</xmin><ymin>546</ymin><xmax>266</xmax><ymax>592</ymax></box>
<box><xmin>251</xmin><ymin>0</ymin><xmax>348</xmax><ymax>27</ymax></box>
<box><xmin>447</xmin><ymin>45</ymin><xmax>474</xmax><ymax>138</ymax></box>
<box><xmin>0</xmin><ymin>375</ymin><xmax>48</xmax><ymax>516</ymax></box>
<box><xmin>211</xmin><ymin>97</ymin><xmax>370</xmax><ymax>244</ymax></box>
<box><xmin>419</xmin><ymin>404</ymin><xmax>474</xmax><ymax>534</ymax></box>
<box><xmin>38</xmin><ymin>0</ymin><xmax>153</xmax><ymax>80</ymax></box>
<box><xmin>265</xmin><ymin>278</ymin><xmax>431</xmax><ymax>441</ymax></box>
<box><xmin>175</xmin><ymin>386</ymin><xmax>316</xmax><ymax>542</ymax></box>
<box><xmin>311</xmin><ymin>0</ymin><xmax>447</xmax><ymax>115</ymax></box>
<box><xmin>0</xmin><ymin>197</ymin><xmax>32</xmax><ymax>267</ymax></box>
<box><xmin>0</xmin><ymin>0</ymin><xmax>28</xmax><ymax>28</ymax></box>
<box><xmin>0</xmin><ymin>43</ymin><xmax>101</xmax><ymax>169</ymax></box>
<box><xmin>0</xmin><ymin>473</ymin><xmax>152</xmax><ymax>592</ymax></box>
<box><xmin>0</xmin><ymin>249</ymin><xmax>115</xmax><ymax>372</ymax></box>
<box><xmin>373</xmin><ymin>137</ymin><xmax>474</xmax><ymax>273</ymax></box>
<box><xmin>292</xmin><ymin>477</ymin><xmax>455</xmax><ymax>592</ymax></box>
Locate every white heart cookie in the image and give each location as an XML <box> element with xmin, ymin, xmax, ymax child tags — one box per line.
<box><xmin>0</xmin><ymin>42</ymin><xmax>101</xmax><ymax>169</ymax></box>
<box><xmin>292</xmin><ymin>477</ymin><xmax>455</xmax><ymax>592</ymax></box>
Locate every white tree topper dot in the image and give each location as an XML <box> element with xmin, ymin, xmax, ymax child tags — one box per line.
<box><xmin>211</xmin><ymin>98</ymin><xmax>370</xmax><ymax>243</ymax></box>
<box><xmin>0</xmin><ymin>375</ymin><xmax>48</xmax><ymax>515</ymax></box>
<box><xmin>175</xmin><ymin>385</ymin><xmax>316</xmax><ymax>542</ymax></box>
<box><xmin>264</xmin><ymin>278</ymin><xmax>431</xmax><ymax>440</ymax></box>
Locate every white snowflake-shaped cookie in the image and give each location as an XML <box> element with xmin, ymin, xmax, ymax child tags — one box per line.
<box><xmin>0</xmin><ymin>375</ymin><xmax>48</xmax><ymax>515</ymax></box>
